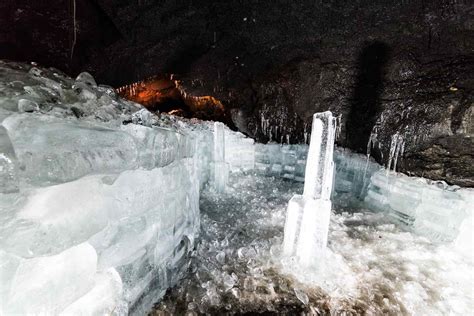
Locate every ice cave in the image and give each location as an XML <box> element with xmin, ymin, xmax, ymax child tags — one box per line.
<box><xmin>0</xmin><ymin>1</ymin><xmax>473</xmax><ymax>315</ymax></box>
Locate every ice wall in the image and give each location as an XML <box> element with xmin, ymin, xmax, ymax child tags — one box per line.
<box><xmin>224</xmin><ymin>129</ymin><xmax>255</xmax><ymax>172</ymax></box>
<box><xmin>0</xmin><ymin>62</ymin><xmax>215</xmax><ymax>315</ymax></box>
<box><xmin>223</xmin><ymin>121</ymin><xmax>472</xmax><ymax>248</ymax></box>
<box><xmin>365</xmin><ymin>170</ymin><xmax>473</xmax><ymax>243</ymax></box>
<box><xmin>282</xmin><ymin>112</ymin><xmax>337</xmax><ymax>266</ymax></box>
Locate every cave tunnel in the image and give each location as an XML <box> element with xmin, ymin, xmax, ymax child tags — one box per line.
<box><xmin>116</xmin><ymin>75</ymin><xmax>230</xmax><ymax>125</ymax></box>
<box><xmin>0</xmin><ymin>1</ymin><xmax>473</xmax><ymax>315</ymax></box>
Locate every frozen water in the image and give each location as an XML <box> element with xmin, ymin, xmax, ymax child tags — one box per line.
<box><xmin>0</xmin><ymin>61</ymin><xmax>210</xmax><ymax>315</ymax></box>
<box><xmin>60</xmin><ymin>268</ymin><xmax>124</xmax><ymax>316</ymax></box>
<box><xmin>17</xmin><ymin>99</ymin><xmax>39</xmax><ymax>112</ymax></box>
<box><xmin>224</xmin><ymin>129</ymin><xmax>255</xmax><ymax>171</ymax></box>
<box><xmin>2</xmin><ymin>113</ymin><xmax>139</xmax><ymax>187</ymax></box>
<box><xmin>75</xmin><ymin>71</ymin><xmax>97</xmax><ymax>87</ymax></box>
<box><xmin>365</xmin><ymin>170</ymin><xmax>472</xmax><ymax>242</ymax></box>
<box><xmin>303</xmin><ymin>112</ymin><xmax>336</xmax><ymax>200</ymax></box>
<box><xmin>283</xmin><ymin>111</ymin><xmax>336</xmax><ymax>266</ymax></box>
<box><xmin>4</xmin><ymin>243</ymin><xmax>97</xmax><ymax>315</ymax></box>
<box><xmin>154</xmin><ymin>173</ymin><xmax>473</xmax><ymax>315</ymax></box>
<box><xmin>0</xmin><ymin>126</ymin><xmax>18</xmax><ymax>193</ymax></box>
<box><xmin>212</xmin><ymin>122</ymin><xmax>228</xmax><ymax>192</ymax></box>
<box><xmin>387</xmin><ymin>132</ymin><xmax>405</xmax><ymax>172</ymax></box>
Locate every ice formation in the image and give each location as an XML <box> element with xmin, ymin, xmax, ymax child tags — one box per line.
<box><xmin>212</xmin><ymin>122</ymin><xmax>228</xmax><ymax>192</ymax></box>
<box><xmin>1</xmin><ymin>61</ymin><xmax>472</xmax><ymax>315</ymax></box>
<box><xmin>282</xmin><ymin>112</ymin><xmax>336</xmax><ymax>266</ymax></box>
<box><xmin>155</xmin><ymin>173</ymin><xmax>473</xmax><ymax>315</ymax></box>
<box><xmin>0</xmin><ymin>61</ymin><xmax>212</xmax><ymax>315</ymax></box>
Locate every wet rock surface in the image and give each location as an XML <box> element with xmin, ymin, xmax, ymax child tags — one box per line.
<box><xmin>1</xmin><ymin>0</ymin><xmax>473</xmax><ymax>185</ymax></box>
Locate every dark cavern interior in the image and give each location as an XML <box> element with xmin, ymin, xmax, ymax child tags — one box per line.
<box><xmin>0</xmin><ymin>1</ymin><xmax>473</xmax><ymax>315</ymax></box>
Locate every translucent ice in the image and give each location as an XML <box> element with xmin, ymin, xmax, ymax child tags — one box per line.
<box><xmin>0</xmin><ymin>126</ymin><xmax>18</xmax><ymax>193</ymax></box>
<box><xmin>60</xmin><ymin>268</ymin><xmax>124</xmax><ymax>315</ymax></box>
<box><xmin>283</xmin><ymin>112</ymin><xmax>336</xmax><ymax>266</ymax></box>
<box><xmin>17</xmin><ymin>99</ymin><xmax>39</xmax><ymax>112</ymax></box>
<box><xmin>4</xmin><ymin>243</ymin><xmax>97</xmax><ymax>315</ymax></box>
<box><xmin>212</xmin><ymin>122</ymin><xmax>228</xmax><ymax>192</ymax></box>
<box><xmin>0</xmin><ymin>61</ymin><xmax>211</xmax><ymax>315</ymax></box>
<box><xmin>2</xmin><ymin>113</ymin><xmax>139</xmax><ymax>187</ymax></box>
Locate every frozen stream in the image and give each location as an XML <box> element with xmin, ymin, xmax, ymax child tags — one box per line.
<box><xmin>153</xmin><ymin>173</ymin><xmax>472</xmax><ymax>315</ymax></box>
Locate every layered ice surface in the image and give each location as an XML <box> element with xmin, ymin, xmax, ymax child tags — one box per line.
<box><xmin>0</xmin><ymin>61</ymin><xmax>213</xmax><ymax>315</ymax></box>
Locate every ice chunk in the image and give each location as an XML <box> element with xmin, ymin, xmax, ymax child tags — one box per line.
<box><xmin>5</xmin><ymin>243</ymin><xmax>97</xmax><ymax>315</ymax></box>
<box><xmin>75</xmin><ymin>71</ymin><xmax>97</xmax><ymax>87</ymax></box>
<box><xmin>283</xmin><ymin>195</ymin><xmax>331</xmax><ymax>265</ymax></box>
<box><xmin>213</xmin><ymin>122</ymin><xmax>225</xmax><ymax>162</ymax></box>
<box><xmin>2</xmin><ymin>113</ymin><xmax>139</xmax><ymax>186</ymax></box>
<box><xmin>212</xmin><ymin>122</ymin><xmax>228</xmax><ymax>192</ymax></box>
<box><xmin>0</xmin><ymin>126</ymin><xmax>19</xmax><ymax>193</ymax></box>
<box><xmin>283</xmin><ymin>112</ymin><xmax>336</xmax><ymax>266</ymax></box>
<box><xmin>132</xmin><ymin>108</ymin><xmax>154</xmax><ymax>127</ymax></box>
<box><xmin>17</xmin><ymin>99</ymin><xmax>39</xmax><ymax>112</ymax></box>
<box><xmin>122</xmin><ymin>124</ymin><xmax>182</xmax><ymax>169</ymax></box>
<box><xmin>303</xmin><ymin>112</ymin><xmax>336</xmax><ymax>200</ymax></box>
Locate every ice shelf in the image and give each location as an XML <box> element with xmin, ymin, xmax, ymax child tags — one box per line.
<box><xmin>283</xmin><ymin>111</ymin><xmax>337</xmax><ymax>266</ymax></box>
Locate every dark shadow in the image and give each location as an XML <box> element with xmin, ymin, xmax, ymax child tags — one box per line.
<box><xmin>163</xmin><ymin>43</ymin><xmax>209</xmax><ymax>74</ymax></box>
<box><xmin>346</xmin><ymin>41</ymin><xmax>391</xmax><ymax>155</ymax></box>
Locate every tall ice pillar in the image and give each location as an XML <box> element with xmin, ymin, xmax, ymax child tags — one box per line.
<box><xmin>282</xmin><ymin>111</ymin><xmax>336</xmax><ymax>266</ymax></box>
<box><xmin>212</xmin><ymin>122</ymin><xmax>228</xmax><ymax>192</ymax></box>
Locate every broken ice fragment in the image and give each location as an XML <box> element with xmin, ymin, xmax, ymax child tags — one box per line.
<box><xmin>75</xmin><ymin>71</ymin><xmax>97</xmax><ymax>87</ymax></box>
<box><xmin>17</xmin><ymin>99</ymin><xmax>39</xmax><ymax>112</ymax></box>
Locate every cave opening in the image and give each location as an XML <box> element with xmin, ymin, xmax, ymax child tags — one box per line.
<box><xmin>116</xmin><ymin>75</ymin><xmax>230</xmax><ymax>124</ymax></box>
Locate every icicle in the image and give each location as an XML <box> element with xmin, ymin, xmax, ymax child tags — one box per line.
<box><xmin>387</xmin><ymin>132</ymin><xmax>405</xmax><ymax>173</ymax></box>
<box><xmin>335</xmin><ymin>114</ymin><xmax>342</xmax><ymax>141</ymax></box>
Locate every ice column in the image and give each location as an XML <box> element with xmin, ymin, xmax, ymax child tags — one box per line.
<box><xmin>282</xmin><ymin>111</ymin><xmax>336</xmax><ymax>266</ymax></box>
<box><xmin>212</xmin><ymin>122</ymin><xmax>228</xmax><ymax>192</ymax></box>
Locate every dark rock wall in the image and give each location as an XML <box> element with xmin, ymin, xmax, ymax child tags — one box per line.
<box><xmin>1</xmin><ymin>0</ymin><xmax>473</xmax><ymax>186</ymax></box>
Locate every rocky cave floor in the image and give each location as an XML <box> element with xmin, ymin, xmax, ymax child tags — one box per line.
<box><xmin>151</xmin><ymin>173</ymin><xmax>472</xmax><ymax>315</ymax></box>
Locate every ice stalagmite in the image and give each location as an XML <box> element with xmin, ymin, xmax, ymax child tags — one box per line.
<box><xmin>283</xmin><ymin>111</ymin><xmax>336</xmax><ymax>266</ymax></box>
<box><xmin>212</xmin><ymin>122</ymin><xmax>228</xmax><ymax>192</ymax></box>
